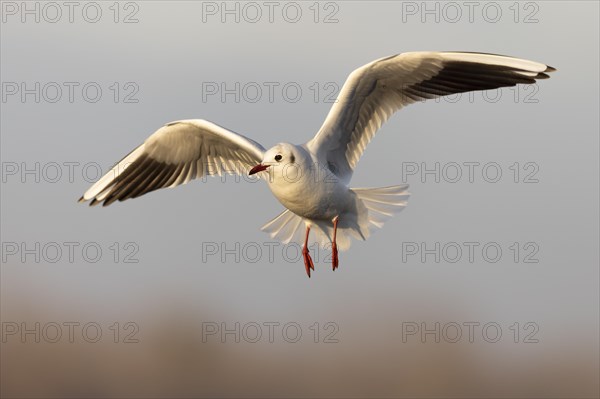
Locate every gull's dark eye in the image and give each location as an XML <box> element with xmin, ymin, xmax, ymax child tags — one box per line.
<box><xmin>275</xmin><ymin>154</ymin><xmax>283</xmax><ymax>162</ymax></box>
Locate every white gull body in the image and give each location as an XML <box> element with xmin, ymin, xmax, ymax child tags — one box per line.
<box><xmin>79</xmin><ymin>51</ymin><xmax>555</xmax><ymax>277</ymax></box>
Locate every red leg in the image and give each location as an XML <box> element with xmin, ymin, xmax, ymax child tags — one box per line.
<box><xmin>302</xmin><ymin>225</ymin><xmax>315</xmax><ymax>278</ymax></box>
<box><xmin>332</xmin><ymin>216</ymin><xmax>339</xmax><ymax>271</ymax></box>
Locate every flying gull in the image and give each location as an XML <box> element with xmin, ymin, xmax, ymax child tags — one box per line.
<box><xmin>79</xmin><ymin>51</ymin><xmax>555</xmax><ymax>277</ymax></box>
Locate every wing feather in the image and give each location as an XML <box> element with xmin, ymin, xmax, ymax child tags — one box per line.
<box><xmin>306</xmin><ymin>51</ymin><xmax>555</xmax><ymax>182</ymax></box>
<box><xmin>79</xmin><ymin>119</ymin><xmax>266</xmax><ymax>206</ymax></box>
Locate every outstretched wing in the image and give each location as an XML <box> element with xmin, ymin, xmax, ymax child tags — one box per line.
<box><xmin>306</xmin><ymin>51</ymin><xmax>555</xmax><ymax>182</ymax></box>
<box><xmin>79</xmin><ymin>119</ymin><xmax>266</xmax><ymax>206</ymax></box>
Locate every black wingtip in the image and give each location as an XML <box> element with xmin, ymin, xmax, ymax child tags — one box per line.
<box><xmin>545</xmin><ymin>65</ymin><xmax>557</xmax><ymax>72</ymax></box>
<box><xmin>78</xmin><ymin>196</ymin><xmax>85</xmax><ymax>203</ymax></box>
<box><xmin>102</xmin><ymin>195</ymin><xmax>122</xmax><ymax>207</ymax></box>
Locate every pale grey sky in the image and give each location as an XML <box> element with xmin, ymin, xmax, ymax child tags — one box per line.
<box><xmin>1</xmin><ymin>1</ymin><xmax>598</xmax><ymax>397</ymax></box>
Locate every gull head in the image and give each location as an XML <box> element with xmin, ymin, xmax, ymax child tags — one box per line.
<box><xmin>249</xmin><ymin>143</ymin><xmax>298</xmax><ymax>175</ymax></box>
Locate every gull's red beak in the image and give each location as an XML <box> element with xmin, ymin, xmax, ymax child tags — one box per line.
<box><xmin>249</xmin><ymin>163</ymin><xmax>269</xmax><ymax>175</ymax></box>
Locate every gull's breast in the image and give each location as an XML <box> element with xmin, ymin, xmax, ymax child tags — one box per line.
<box><xmin>268</xmin><ymin>172</ymin><xmax>352</xmax><ymax>220</ymax></box>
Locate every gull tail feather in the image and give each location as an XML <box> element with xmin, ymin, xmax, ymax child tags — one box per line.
<box><xmin>261</xmin><ymin>184</ymin><xmax>410</xmax><ymax>252</ymax></box>
<box><xmin>352</xmin><ymin>184</ymin><xmax>410</xmax><ymax>230</ymax></box>
<box><xmin>261</xmin><ymin>209</ymin><xmax>306</xmax><ymax>245</ymax></box>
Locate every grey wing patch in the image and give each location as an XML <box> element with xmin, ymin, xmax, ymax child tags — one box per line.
<box><xmin>99</xmin><ymin>154</ymin><xmax>182</xmax><ymax>206</ymax></box>
<box><xmin>404</xmin><ymin>61</ymin><xmax>553</xmax><ymax>100</ymax></box>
